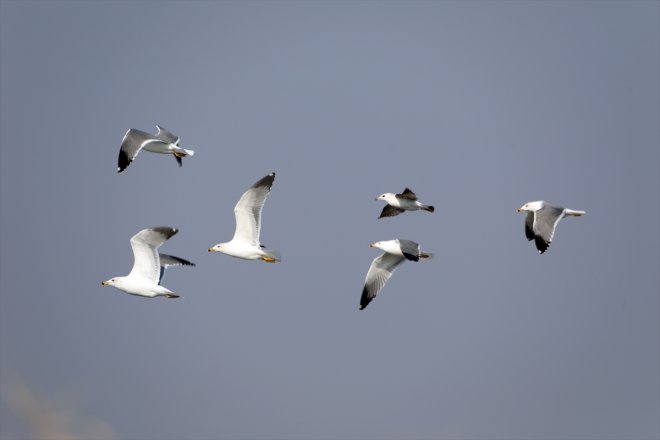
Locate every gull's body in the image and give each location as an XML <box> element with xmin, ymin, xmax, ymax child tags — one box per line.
<box><xmin>376</xmin><ymin>188</ymin><xmax>434</xmax><ymax>218</ymax></box>
<box><xmin>102</xmin><ymin>227</ymin><xmax>193</xmax><ymax>298</ymax></box>
<box><xmin>117</xmin><ymin>125</ymin><xmax>194</xmax><ymax>173</ymax></box>
<box><xmin>208</xmin><ymin>173</ymin><xmax>281</xmax><ymax>262</ymax></box>
<box><xmin>360</xmin><ymin>239</ymin><xmax>432</xmax><ymax>310</ymax></box>
<box><xmin>517</xmin><ymin>200</ymin><xmax>585</xmax><ymax>254</ymax></box>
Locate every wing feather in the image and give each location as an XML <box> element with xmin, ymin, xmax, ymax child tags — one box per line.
<box><xmin>533</xmin><ymin>205</ymin><xmax>565</xmax><ymax>253</ymax></box>
<box><xmin>397</xmin><ymin>188</ymin><xmax>418</xmax><ymax>201</ymax></box>
<box><xmin>155</xmin><ymin>125</ymin><xmax>180</xmax><ymax>145</ymax></box>
<box><xmin>128</xmin><ymin>227</ymin><xmax>178</xmax><ymax>282</ymax></box>
<box><xmin>118</xmin><ymin>129</ymin><xmax>160</xmax><ymax>172</ymax></box>
<box><xmin>232</xmin><ymin>173</ymin><xmax>275</xmax><ymax>245</ymax></box>
<box><xmin>360</xmin><ymin>253</ymin><xmax>406</xmax><ymax>310</ymax></box>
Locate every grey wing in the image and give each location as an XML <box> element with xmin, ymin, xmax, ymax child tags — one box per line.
<box><xmin>118</xmin><ymin>129</ymin><xmax>158</xmax><ymax>173</ymax></box>
<box><xmin>360</xmin><ymin>253</ymin><xmax>406</xmax><ymax>310</ymax></box>
<box><xmin>159</xmin><ymin>253</ymin><xmax>195</xmax><ymax>267</ymax></box>
<box><xmin>397</xmin><ymin>239</ymin><xmax>421</xmax><ymax>261</ymax></box>
<box><xmin>155</xmin><ymin>125</ymin><xmax>180</xmax><ymax>145</ymax></box>
<box><xmin>533</xmin><ymin>205</ymin><xmax>565</xmax><ymax>252</ymax></box>
<box><xmin>524</xmin><ymin>212</ymin><xmax>535</xmax><ymax>241</ymax></box>
<box><xmin>232</xmin><ymin>173</ymin><xmax>275</xmax><ymax>245</ymax></box>
<box><xmin>397</xmin><ymin>188</ymin><xmax>418</xmax><ymax>200</ymax></box>
<box><xmin>158</xmin><ymin>253</ymin><xmax>195</xmax><ymax>284</ymax></box>
<box><xmin>128</xmin><ymin>227</ymin><xmax>178</xmax><ymax>283</ymax></box>
<box><xmin>379</xmin><ymin>205</ymin><xmax>405</xmax><ymax>218</ymax></box>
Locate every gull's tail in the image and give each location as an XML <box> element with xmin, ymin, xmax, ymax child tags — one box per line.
<box><xmin>172</xmin><ymin>147</ymin><xmax>195</xmax><ymax>167</ymax></box>
<box><xmin>564</xmin><ymin>209</ymin><xmax>585</xmax><ymax>216</ymax></box>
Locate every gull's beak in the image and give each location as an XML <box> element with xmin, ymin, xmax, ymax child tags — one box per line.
<box><xmin>516</xmin><ymin>208</ymin><xmax>523</xmax><ymax>212</ymax></box>
<box><xmin>208</xmin><ymin>247</ymin><xmax>214</xmax><ymax>252</ymax></box>
<box><xmin>101</xmin><ymin>280</ymin><xmax>108</xmax><ymax>286</ymax></box>
<box><xmin>370</xmin><ymin>243</ymin><xmax>376</xmax><ymax>248</ymax></box>
<box><xmin>374</xmin><ymin>197</ymin><xmax>379</xmax><ymax>201</ymax></box>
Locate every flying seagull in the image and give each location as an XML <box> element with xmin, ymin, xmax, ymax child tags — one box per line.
<box><xmin>117</xmin><ymin>125</ymin><xmax>194</xmax><ymax>173</ymax></box>
<box><xmin>360</xmin><ymin>239</ymin><xmax>432</xmax><ymax>310</ymax></box>
<box><xmin>101</xmin><ymin>227</ymin><xmax>193</xmax><ymax>298</ymax></box>
<box><xmin>376</xmin><ymin>188</ymin><xmax>434</xmax><ymax>218</ymax></box>
<box><xmin>208</xmin><ymin>173</ymin><xmax>281</xmax><ymax>262</ymax></box>
<box><xmin>517</xmin><ymin>201</ymin><xmax>585</xmax><ymax>254</ymax></box>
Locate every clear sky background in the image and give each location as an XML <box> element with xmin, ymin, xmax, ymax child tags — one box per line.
<box><xmin>1</xmin><ymin>1</ymin><xmax>658</xmax><ymax>439</ymax></box>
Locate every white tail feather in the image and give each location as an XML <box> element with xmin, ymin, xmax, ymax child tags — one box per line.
<box><xmin>564</xmin><ymin>209</ymin><xmax>585</xmax><ymax>216</ymax></box>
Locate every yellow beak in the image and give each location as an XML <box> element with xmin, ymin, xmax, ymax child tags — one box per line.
<box><xmin>370</xmin><ymin>243</ymin><xmax>376</xmax><ymax>248</ymax></box>
<box><xmin>101</xmin><ymin>281</ymin><xmax>108</xmax><ymax>286</ymax></box>
<box><xmin>516</xmin><ymin>208</ymin><xmax>523</xmax><ymax>212</ymax></box>
<box><xmin>208</xmin><ymin>247</ymin><xmax>214</xmax><ymax>252</ymax></box>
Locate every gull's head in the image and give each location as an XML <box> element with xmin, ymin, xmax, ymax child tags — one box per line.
<box><xmin>517</xmin><ymin>200</ymin><xmax>544</xmax><ymax>213</ymax></box>
<box><xmin>370</xmin><ymin>241</ymin><xmax>384</xmax><ymax>250</ymax></box>
<box><xmin>101</xmin><ymin>278</ymin><xmax>116</xmax><ymax>286</ymax></box>
<box><xmin>375</xmin><ymin>193</ymin><xmax>394</xmax><ymax>202</ymax></box>
<box><xmin>208</xmin><ymin>243</ymin><xmax>225</xmax><ymax>253</ymax></box>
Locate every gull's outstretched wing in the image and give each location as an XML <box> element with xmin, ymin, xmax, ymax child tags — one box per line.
<box><xmin>118</xmin><ymin>129</ymin><xmax>165</xmax><ymax>173</ymax></box>
<box><xmin>397</xmin><ymin>239</ymin><xmax>422</xmax><ymax>261</ymax></box>
<box><xmin>379</xmin><ymin>205</ymin><xmax>405</xmax><ymax>219</ymax></box>
<box><xmin>360</xmin><ymin>253</ymin><xmax>406</xmax><ymax>310</ymax></box>
<box><xmin>232</xmin><ymin>173</ymin><xmax>275</xmax><ymax>245</ymax></box>
<box><xmin>155</xmin><ymin>125</ymin><xmax>180</xmax><ymax>145</ymax></box>
<box><xmin>158</xmin><ymin>253</ymin><xmax>195</xmax><ymax>284</ymax></box>
<box><xmin>128</xmin><ymin>227</ymin><xmax>178</xmax><ymax>283</ymax></box>
<box><xmin>397</xmin><ymin>188</ymin><xmax>417</xmax><ymax>201</ymax></box>
<box><xmin>533</xmin><ymin>205</ymin><xmax>565</xmax><ymax>254</ymax></box>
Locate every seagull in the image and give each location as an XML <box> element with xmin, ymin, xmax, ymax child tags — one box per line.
<box><xmin>117</xmin><ymin>125</ymin><xmax>194</xmax><ymax>173</ymax></box>
<box><xmin>360</xmin><ymin>239</ymin><xmax>432</xmax><ymax>310</ymax></box>
<box><xmin>517</xmin><ymin>201</ymin><xmax>585</xmax><ymax>254</ymax></box>
<box><xmin>376</xmin><ymin>188</ymin><xmax>434</xmax><ymax>218</ymax></box>
<box><xmin>101</xmin><ymin>227</ymin><xmax>193</xmax><ymax>298</ymax></box>
<box><xmin>208</xmin><ymin>173</ymin><xmax>281</xmax><ymax>262</ymax></box>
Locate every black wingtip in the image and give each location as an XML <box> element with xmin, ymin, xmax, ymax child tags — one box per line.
<box><xmin>252</xmin><ymin>172</ymin><xmax>276</xmax><ymax>189</ymax></box>
<box><xmin>359</xmin><ymin>286</ymin><xmax>371</xmax><ymax>310</ymax></box>
<box><xmin>403</xmin><ymin>252</ymin><xmax>419</xmax><ymax>262</ymax></box>
<box><xmin>425</xmin><ymin>205</ymin><xmax>435</xmax><ymax>213</ymax></box>
<box><xmin>175</xmin><ymin>155</ymin><xmax>183</xmax><ymax>167</ymax></box>
<box><xmin>117</xmin><ymin>149</ymin><xmax>130</xmax><ymax>173</ymax></box>
<box><xmin>534</xmin><ymin>236</ymin><xmax>550</xmax><ymax>254</ymax></box>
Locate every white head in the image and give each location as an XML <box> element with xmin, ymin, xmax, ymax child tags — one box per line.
<box><xmin>101</xmin><ymin>277</ymin><xmax>123</xmax><ymax>288</ymax></box>
<box><xmin>516</xmin><ymin>200</ymin><xmax>544</xmax><ymax>213</ymax></box>
<box><xmin>208</xmin><ymin>243</ymin><xmax>226</xmax><ymax>253</ymax></box>
<box><xmin>375</xmin><ymin>193</ymin><xmax>396</xmax><ymax>203</ymax></box>
<box><xmin>370</xmin><ymin>240</ymin><xmax>398</xmax><ymax>253</ymax></box>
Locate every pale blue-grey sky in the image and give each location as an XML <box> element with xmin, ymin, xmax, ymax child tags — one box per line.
<box><xmin>1</xmin><ymin>1</ymin><xmax>658</xmax><ymax>439</ymax></box>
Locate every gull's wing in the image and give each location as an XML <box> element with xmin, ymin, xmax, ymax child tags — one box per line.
<box><xmin>533</xmin><ymin>205</ymin><xmax>565</xmax><ymax>254</ymax></box>
<box><xmin>118</xmin><ymin>129</ymin><xmax>164</xmax><ymax>173</ymax></box>
<box><xmin>232</xmin><ymin>173</ymin><xmax>275</xmax><ymax>245</ymax></box>
<box><xmin>379</xmin><ymin>205</ymin><xmax>405</xmax><ymax>219</ymax></box>
<box><xmin>128</xmin><ymin>227</ymin><xmax>178</xmax><ymax>283</ymax></box>
<box><xmin>360</xmin><ymin>253</ymin><xmax>406</xmax><ymax>310</ymax></box>
<box><xmin>396</xmin><ymin>239</ymin><xmax>421</xmax><ymax>261</ymax></box>
<box><xmin>155</xmin><ymin>125</ymin><xmax>180</xmax><ymax>145</ymax></box>
<box><xmin>158</xmin><ymin>253</ymin><xmax>195</xmax><ymax>284</ymax></box>
<box><xmin>397</xmin><ymin>188</ymin><xmax>418</xmax><ymax>201</ymax></box>
<box><xmin>524</xmin><ymin>212</ymin><xmax>535</xmax><ymax>241</ymax></box>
